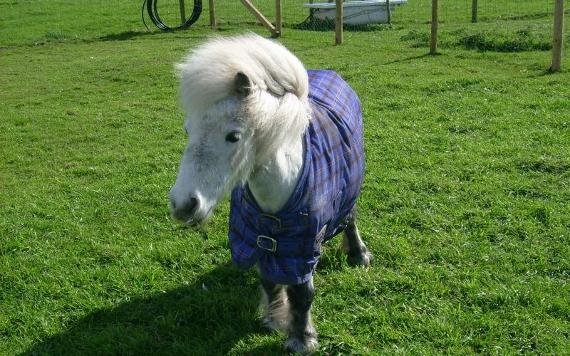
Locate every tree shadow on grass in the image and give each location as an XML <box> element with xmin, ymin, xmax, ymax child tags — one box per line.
<box><xmin>24</xmin><ymin>264</ymin><xmax>284</xmax><ymax>355</ymax></box>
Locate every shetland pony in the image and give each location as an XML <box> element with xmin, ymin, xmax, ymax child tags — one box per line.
<box><xmin>170</xmin><ymin>34</ymin><xmax>371</xmax><ymax>353</ymax></box>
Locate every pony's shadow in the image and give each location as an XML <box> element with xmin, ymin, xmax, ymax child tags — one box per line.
<box><xmin>24</xmin><ymin>264</ymin><xmax>284</xmax><ymax>355</ymax></box>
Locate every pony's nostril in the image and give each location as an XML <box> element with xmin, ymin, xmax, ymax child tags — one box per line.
<box><xmin>170</xmin><ymin>197</ymin><xmax>177</xmax><ymax>210</ymax></box>
<box><xmin>186</xmin><ymin>197</ymin><xmax>199</xmax><ymax>215</ymax></box>
<box><xmin>173</xmin><ymin>197</ymin><xmax>199</xmax><ymax>222</ymax></box>
<box><xmin>172</xmin><ymin>196</ymin><xmax>200</xmax><ymax>223</ymax></box>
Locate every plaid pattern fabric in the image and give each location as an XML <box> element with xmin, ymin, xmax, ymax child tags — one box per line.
<box><xmin>228</xmin><ymin>70</ymin><xmax>365</xmax><ymax>285</ymax></box>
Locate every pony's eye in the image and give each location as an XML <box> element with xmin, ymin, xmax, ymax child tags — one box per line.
<box><xmin>225</xmin><ymin>131</ymin><xmax>241</xmax><ymax>143</ymax></box>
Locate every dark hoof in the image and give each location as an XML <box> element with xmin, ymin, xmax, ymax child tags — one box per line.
<box><xmin>347</xmin><ymin>250</ymin><xmax>373</xmax><ymax>267</ymax></box>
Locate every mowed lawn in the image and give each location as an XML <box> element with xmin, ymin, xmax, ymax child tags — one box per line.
<box><xmin>1</xmin><ymin>1</ymin><xmax>569</xmax><ymax>354</ymax></box>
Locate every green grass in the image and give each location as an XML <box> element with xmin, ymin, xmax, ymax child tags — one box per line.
<box><xmin>1</xmin><ymin>0</ymin><xmax>569</xmax><ymax>354</ymax></box>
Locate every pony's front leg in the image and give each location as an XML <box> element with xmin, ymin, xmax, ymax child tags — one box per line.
<box><xmin>260</xmin><ymin>278</ymin><xmax>289</xmax><ymax>331</ymax></box>
<box><xmin>284</xmin><ymin>277</ymin><xmax>318</xmax><ymax>353</ymax></box>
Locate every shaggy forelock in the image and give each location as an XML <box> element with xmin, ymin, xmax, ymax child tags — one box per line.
<box><xmin>176</xmin><ymin>33</ymin><xmax>311</xmax><ymax>164</ymax></box>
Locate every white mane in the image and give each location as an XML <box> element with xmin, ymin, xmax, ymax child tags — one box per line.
<box><xmin>175</xmin><ymin>33</ymin><xmax>311</xmax><ymax>163</ymax></box>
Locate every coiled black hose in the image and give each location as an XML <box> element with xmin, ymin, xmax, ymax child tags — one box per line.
<box><xmin>142</xmin><ymin>0</ymin><xmax>202</xmax><ymax>32</ymax></box>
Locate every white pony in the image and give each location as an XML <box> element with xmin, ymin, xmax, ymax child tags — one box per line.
<box><xmin>170</xmin><ymin>33</ymin><xmax>371</xmax><ymax>353</ymax></box>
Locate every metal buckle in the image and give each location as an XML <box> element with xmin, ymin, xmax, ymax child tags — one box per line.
<box><xmin>257</xmin><ymin>235</ymin><xmax>277</xmax><ymax>253</ymax></box>
<box><xmin>259</xmin><ymin>214</ymin><xmax>282</xmax><ymax>230</ymax></box>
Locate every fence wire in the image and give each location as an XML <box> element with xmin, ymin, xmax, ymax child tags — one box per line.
<box><xmin>1</xmin><ymin>0</ymin><xmax>568</xmax><ymax>54</ymax></box>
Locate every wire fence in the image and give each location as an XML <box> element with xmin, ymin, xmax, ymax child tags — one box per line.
<box><xmin>400</xmin><ymin>0</ymin><xmax>556</xmax><ymax>24</ymax></box>
<box><xmin>2</xmin><ymin>0</ymin><xmax>567</xmax><ymax>54</ymax></box>
<box><xmin>400</xmin><ymin>1</ymin><xmax>566</xmax><ymax>54</ymax></box>
<box><xmin>165</xmin><ymin>1</ymin><xmax>565</xmax><ymax>30</ymax></box>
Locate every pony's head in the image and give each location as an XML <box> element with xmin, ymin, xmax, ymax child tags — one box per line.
<box><xmin>169</xmin><ymin>34</ymin><xmax>310</xmax><ymax>225</ymax></box>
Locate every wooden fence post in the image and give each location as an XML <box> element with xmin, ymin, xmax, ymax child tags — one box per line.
<box><xmin>336</xmin><ymin>0</ymin><xmax>343</xmax><ymax>45</ymax></box>
<box><xmin>309</xmin><ymin>0</ymin><xmax>315</xmax><ymax>18</ymax></box>
<box><xmin>179</xmin><ymin>0</ymin><xmax>186</xmax><ymax>24</ymax></box>
<box><xmin>276</xmin><ymin>0</ymin><xmax>282</xmax><ymax>36</ymax></box>
<box><xmin>386</xmin><ymin>0</ymin><xmax>391</xmax><ymax>25</ymax></box>
<box><xmin>430</xmin><ymin>0</ymin><xmax>438</xmax><ymax>54</ymax></box>
<box><xmin>240</xmin><ymin>0</ymin><xmax>278</xmax><ymax>37</ymax></box>
<box><xmin>551</xmin><ymin>0</ymin><xmax>564</xmax><ymax>72</ymax></box>
<box><xmin>209</xmin><ymin>0</ymin><xmax>216</xmax><ymax>28</ymax></box>
<box><xmin>471</xmin><ymin>0</ymin><xmax>478</xmax><ymax>23</ymax></box>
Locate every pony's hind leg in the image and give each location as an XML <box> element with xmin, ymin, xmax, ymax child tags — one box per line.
<box><xmin>342</xmin><ymin>210</ymin><xmax>373</xmax><ymax>267</ymax></box>
<box><xmin>260</xmin><ymin>278</ymin><xmax>289</xmax><ymax>331</ymax></box>
<box><xmin>284</xmin><ymin>277</ymin><xmax>318</xmax><ymax>353</ymax></box>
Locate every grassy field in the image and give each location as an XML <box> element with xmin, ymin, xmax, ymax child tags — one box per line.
<box><xmin>1</xmin><ymin>0</ymin><xmax>569</xmax><ymax>354</ymax></box>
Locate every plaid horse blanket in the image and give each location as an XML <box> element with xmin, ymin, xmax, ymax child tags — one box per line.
<box><xmin>228</xmin><ymin>70</ymin><xmax>365</xmax><ymax>285</ymax></box>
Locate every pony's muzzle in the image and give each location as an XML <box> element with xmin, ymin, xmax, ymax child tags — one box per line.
<box><xmin>171</xmin><ymin>196</ymin><xmax>200</xmax><ymax>224</ymax></box>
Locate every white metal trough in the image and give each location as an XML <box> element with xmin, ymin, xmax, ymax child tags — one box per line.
<box><xmin>304</xmin><ymin>0</ymin><xmax>408</xmax><ymax>25</ymax></box>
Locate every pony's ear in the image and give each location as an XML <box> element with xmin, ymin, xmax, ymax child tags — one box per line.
<box><xmin>234</xmin><ymin>72</ymin><xmax>251</xmax><ymax>96</ymax></box>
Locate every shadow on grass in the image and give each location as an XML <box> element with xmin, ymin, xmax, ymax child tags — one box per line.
<box><xmin>98</xmin><ymin>30</ymin><xmax>171</xmax><ymax>41</ymax></box>
<box><xmin>292</xmin><ymin>17</ymin><xmax>394</xmax><ymax>32</ymax></box>
<box><xmin>98</xmin><ymin>29</ymin><xmax>222</xmax><ymax>42</ymax></box>
<box><xmin>383</xmin><ymin>53</ymin><xmax>433</xmax><ymax>65</ymax></box>
<box><xmin>98</xmin><ymin>26</ymin><xmax>245</xmax><ymax>42</ymax></box>
<box><xmin>24</xmin><ymin>264</ymin><xmax>283</xmax><ymax>355</ymax></box>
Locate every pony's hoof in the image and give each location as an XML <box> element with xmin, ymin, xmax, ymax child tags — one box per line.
<box><xmin>284</xmin><ymin>335</ymin><xmax>318</xmax><ymax>354</ymax></box>
<box><xmin>348</xmin><ymin>250</ymin><xmax>373</xmax><ymax>267</ymax></box>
